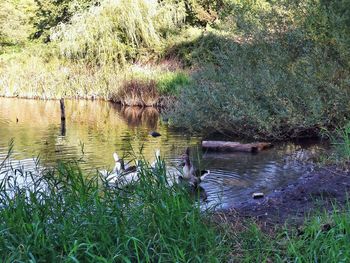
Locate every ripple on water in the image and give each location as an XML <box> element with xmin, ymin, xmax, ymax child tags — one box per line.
<box><xmin>0</xmin><ymin>98</ymin><xmax>328</xmax><ymax>207</ymax></box>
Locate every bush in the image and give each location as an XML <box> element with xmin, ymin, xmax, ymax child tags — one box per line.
<box><xmin>167</xmin><ymin>30</ymin><xmax>350</xmax><ymax>139</ymax></box>
<box><xmin>300</xmin><ymin>0</ymin><xmax>350</xmax><ymax>68</ymax></box>
<box><xmin>165</xmin><ymin>0</ymin><xmax>350</xmax><ymax>139</ymax></box>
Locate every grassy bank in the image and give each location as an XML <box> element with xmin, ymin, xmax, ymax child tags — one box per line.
<box><xmin>223</xmin><ymin>205</ymin><xmax>350</xmax><ymax>262</ymax></box>
<box><xmin>0</xmin><ymin>48</ymin><xmax>189</xmax><ymax>105</ymax></box>
<box><xmin>0</xmin><ymin>0</ymin><xmax>192</xmax><ymax>104</ymax></box>
<box><xmin>0</xmin><ymin>153</ymin><xmax>229</xmax><ymax>261</ymax></box>
<box><xmin>1</xmin><ymin>150</ymin><xmax>350</xmax><ymax>261</ymax></box>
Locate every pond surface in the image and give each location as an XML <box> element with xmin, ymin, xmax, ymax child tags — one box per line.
<box><xmin>0</xmin><ymin>98</ymin><xmax>326</xmax><ymax>208</ymax></box>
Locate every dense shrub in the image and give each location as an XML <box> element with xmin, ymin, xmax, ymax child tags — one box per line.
<box><xmin>167</xmin><ymin>28</ymin><xmax>350</xmax><ymax>139</ymax></box>
<box><xmin>164</xmin><ymin>0</ymin><xmax>350</xmax><ymax>139</ymax></box>
<box><xmin>300</xmin><ymin>0</ymin><xmax>350</xmax><ymax>68</ymax></box>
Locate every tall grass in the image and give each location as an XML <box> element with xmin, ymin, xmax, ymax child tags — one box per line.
<box><xmin>0</xmin><ymin>48</ymin><xmax>189</xmax><ymax>102</ymax></box>
<box><xmin>226</xmin><ymin>204</ymin><xmax>350</xmax><ymax>262</ymax></box>
<box><xmin>326</xmin><ymin>122</ymin><xmax>350</xmax><ymax>164</ymax></box>
<box><xmin>282</xmin><ymin>207</ymin><xmax>350</xmax><ymax>262</ymax></box>
<box><xmin>0</xmin><ymin>50</ymin><xmax>117</xmax><ymax>100</ymax></box>
<box><xmin>0</xmin><ymin>154</ymin><xmax>229</xmax><ymax>261</ymax></box>
<box><xmin>1</xmin><ymin>145</ymin><xmax>350</xmax><ymax>261</ymax></box>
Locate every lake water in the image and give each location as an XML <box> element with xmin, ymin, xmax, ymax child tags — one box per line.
<box><xmin>0</xmin><ymin>98</ymin><xmax>326</xmax><ymax>208</ymax></box>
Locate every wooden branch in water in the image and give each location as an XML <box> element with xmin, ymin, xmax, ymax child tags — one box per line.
<box><xmin>61</xmin><ymin>121</ymin><xmax>66</xmax><ymax>136</ymax></box>
<box><xmin>60</xmin><ymin>98</ymin><xmax>66</xmax><ymax>121</ymax></box>
<box><xmin>60</xmin><ymin>98</ymin><xmax>66</xmax><ymax>136</ymax></box>
<box><xmin>202</xmin><ymin>141</ymin><xmax>273</xmax><ymax>153</ymax></box>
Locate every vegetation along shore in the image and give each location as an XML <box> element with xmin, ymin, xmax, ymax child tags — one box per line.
<box><xmin>1</xmin><ymin>0</ymin><xmax>350</xmax><ymax>261</ymax></box>
<box><xmin>1</xmin><ymin>140</ymin><xmax>350</xmax><ymax>261</ymax></box>
<box><xmin>1</xmin><ymin>0</ymin><xmax>349</xmax><ymax>139</ymax></box>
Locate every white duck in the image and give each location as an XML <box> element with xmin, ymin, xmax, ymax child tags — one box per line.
<box><xmin>151</xmin><ymin>149</ymin><xmax>161</xmax><ymax>170</ymax></box>
<box><xmin>101</xmin><ymin>152</ymin><xmax>139</xmax><ymax>184</ymax></box>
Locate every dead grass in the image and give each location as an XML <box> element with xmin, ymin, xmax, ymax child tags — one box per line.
<box><xmin>114</xmin><ymin>79</ymin><xmax>159</xmax><ymax>107</ymax></box>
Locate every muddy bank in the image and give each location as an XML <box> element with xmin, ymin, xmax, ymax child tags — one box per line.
<box><xmin>217</xmin><ymin>166</ymin><xmax>350</xmax><ymax>226</ymax></box>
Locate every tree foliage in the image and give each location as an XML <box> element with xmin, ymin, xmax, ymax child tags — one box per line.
<box><xmin>31</xmin><ymin>0</ymin><xmax>98</xmax><ymax>41</ymax></box>
<box><xmin>0</xmin><ymin>0</ymin><xmax>36</xmax><ymax>47</ymax></box>
<box><xmin>182</xmin><ymin>0</ymin><xmax>224</xmax><ymax>25</ymax></box>
<box><xmin>51</xmin><ymin>0</ymin><xmax>187</xmax><ymax>65</ymax></box>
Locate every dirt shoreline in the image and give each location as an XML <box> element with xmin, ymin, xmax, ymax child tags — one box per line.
<box><xmin>218</xmin><ymin>166</ymin><xmax>350</xmax><ymax>226</ymax></box>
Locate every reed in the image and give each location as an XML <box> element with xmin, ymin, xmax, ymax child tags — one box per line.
<box><xmin>325</xmin><ymin>122</ymin><xmax>350</xmax><ymax>164</ymax></box>
<box><xmin>1</xmin><ymin>144</ymin><xmax>350</xmax><ymax>261</ymax></box>
<box><xmin>0</xmin><ymin>151</ymin><xmax>229</xmax><ymax>261</ymax></box>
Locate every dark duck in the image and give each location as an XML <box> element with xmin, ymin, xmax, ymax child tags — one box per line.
<box><xmin>179</xmin><ymin>148</ymin><xmax>210</xmax><ymax>199</ymax></box>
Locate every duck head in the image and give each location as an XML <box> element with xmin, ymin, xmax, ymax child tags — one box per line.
<box><xmin>181</xmin><ymin>147</ymin><xmax>192</xmax><ymax>179</ymax></box>
<box><xmin>113</xmin><ymin>152</ymin><xmax>125</xmax><ymax>173</ymax></box>
<box><xmin>155</xmin><ymin>149</ymin><xmax>160</xmax><ymax>159</ymax></box>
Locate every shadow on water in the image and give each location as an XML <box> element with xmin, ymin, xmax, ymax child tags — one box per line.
<box><xmin>0</xmin><ymin>98</ymin><xmax>328</xmax><ymax>208</ymax></box>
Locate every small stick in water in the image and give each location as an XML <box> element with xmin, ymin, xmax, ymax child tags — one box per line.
<box><xmin>61</xmin><ymin>121</ymin><xmax>66</xmax><ymax>136</ymax></box>
<box><xmin>60</xmin><ymin>98</ymin><xmax>66</xmax><ymax>136</ymax></box>
<box><xmin>60</xmin><ymin>98</ymin><xmax>66</xmax><ymax>121</ymax></box>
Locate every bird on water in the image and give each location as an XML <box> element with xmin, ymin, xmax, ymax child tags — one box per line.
<box><xmin>180</xmin><ymin>147</ymin><xmax>210</xmax><ymax>188</ymax></box>
<box><xmin>150</xmin><ymin>131</ymin><xmax>161</xmax><ymax>137</ymax></box>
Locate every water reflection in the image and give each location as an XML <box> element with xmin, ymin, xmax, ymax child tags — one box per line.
<box><xmin>0</xmin><ymin>98</ymin><xmax>327</xmax><ymax>208</ymax></box>
<box><xmin>0</xmin><ymin>97</ymin><xmax>197</xmax><ymax>171</ymax></box>
<box><xmin>119</xmin><ymin>106</ymin><xmax>159</xmax><ymax>128</ymax></box>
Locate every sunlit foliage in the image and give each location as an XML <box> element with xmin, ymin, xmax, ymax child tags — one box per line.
<box><xmin>0</xmin><ymin>0</ymin><xmax>36</xmax><ymax>49</ymax></box>
<box><xmin>0</xmin><ymin>0</ymin><xmax>349</xmax><ymax>138</ymax></box>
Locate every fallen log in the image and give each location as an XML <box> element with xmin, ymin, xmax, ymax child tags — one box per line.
<box><xmin>202</xmin><ymin>141</ymin><xmax>273</xmax><ymax>153</ymax></box>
